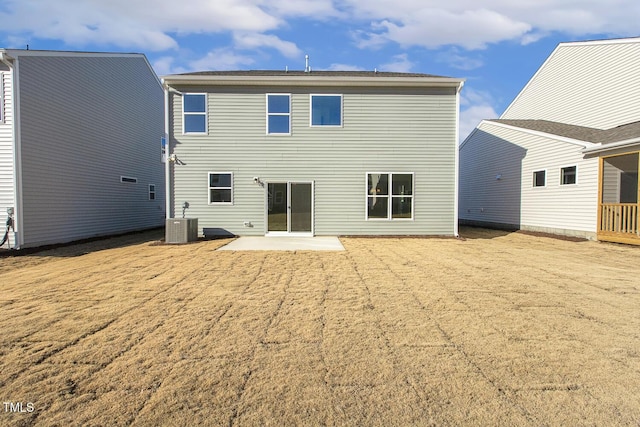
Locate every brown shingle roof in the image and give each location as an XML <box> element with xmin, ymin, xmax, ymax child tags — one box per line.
<box><xmin>489</xmin><ymin>119</ymin><xmax>640</xmax><ymax>145</ymax></box>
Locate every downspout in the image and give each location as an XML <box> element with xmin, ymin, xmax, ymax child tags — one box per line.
<box><xmin>0</xmin><ymin>52</ymin><xmax>22</xmax><ymax>249</ymax></box>
<box><xmin>163</xmin><ymin>80</ymin><xmax>171</xmax><ymax>219</ymax></box>
<box><xmin>454</xmin><ymin>80</ymin><xmax>465</xmax><ymax>238</ymax></box>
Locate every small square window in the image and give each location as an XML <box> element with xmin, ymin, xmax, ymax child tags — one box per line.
<box><xmin>561</xmin><ymin>166</ymin><xmax>577</xmax><ymax>185</ymax></box>
<box><xmin>311</xmin><ymin>95</ymin><xmax>342</xmax><ymax>126</ymax></box>
<box><xmin>183</xmin><ymin>93</ymin><xmax>207</xmax><ymax>134</ymax></box>
<box><xmin>208</xmin><ymin>172</ymin><xmax>233</xmax><ymax>204</ymax></box>
<box><xmin>533</xmin><ymin>170</ymin><xmax>546</xmax><ymax>187</ymax></box>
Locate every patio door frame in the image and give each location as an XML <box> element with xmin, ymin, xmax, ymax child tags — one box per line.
<box><xmin>265</xmin><ymin>180</ymin><xmax>314</xmax><ymax>236</ymax></box>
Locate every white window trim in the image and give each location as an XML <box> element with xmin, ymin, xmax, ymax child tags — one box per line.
<box><xmin>183</xmin><ymin>93</ymin><xmax>207</xmax><ymax>135</ymax></box>
<box><xmin>310</xmin><ymin>94</ymin><xmax>343</xmax><ymax>127</ymax></box>
<box><xmin>149</xmin><ymin>184</ymin><xmax>156</xmax><ymax>200</ymax></box>
<box><xmin>208</xmin><ymin>172</ymin><xmax>233</xmax><ymax>205</ymax></box>
<box><xmin>365</xmin><ymin>172</ymin><xmax>415</xmax><ymax>221</ymax></box>
<box><xmin>533</xmin><ymin>169</ymin><xmax>547</xmax><ymax>188</ymax></box>
<box><xmin>560</xmin><ymin>165</ymin><xmax>578</xmax><ymax>186</ymax></box>
<box><xmin>266</xmin><ymin>93</ymin><xmax>291</xmax><ymax>135</ymax></box>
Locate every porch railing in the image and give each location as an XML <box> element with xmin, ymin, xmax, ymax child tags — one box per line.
<box><xmin>600</xmin><ymin>203</ymin><xmax>639</xmax><ymax>235</ymax></box>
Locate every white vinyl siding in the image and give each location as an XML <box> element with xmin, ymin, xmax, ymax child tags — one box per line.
<box><xmin>170</xmin><ymin>86</ymin><xmax>458</xmax><ymax>236</ymax></box>
<box><xmin>459</xmin><ymin>121</ymin><xmax>598</xmax><ymax>236</ymax></box>
<box><xmin>502</xmin><ymin>39</ymin><xmax>640</xmax><ymax>129</ymax></box>
<box><xmin>0</xmin><ymin>67</ymin><xmax>14</xmax><ymax>225</ymax></box>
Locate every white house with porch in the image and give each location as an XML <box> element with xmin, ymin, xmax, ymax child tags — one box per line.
<box><xmin>459</xmin><ymin>37</ymin><xmax>640</xmax><ymax>243</ymax></box>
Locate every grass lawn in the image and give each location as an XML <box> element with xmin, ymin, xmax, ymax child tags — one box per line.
<box><xmin>0</xmin><ymin>227</ymin><xmax>639</xmax><ymax>426</ymax></box>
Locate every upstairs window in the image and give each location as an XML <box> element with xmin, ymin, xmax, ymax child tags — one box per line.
<box><xmin>267</xmin><ymin>94</ymin><xmax>291</xmax><ymax>134</ymax></box>
<box><xmin>183</xmin><ymin>93</ymin><xmax>207</xmax><ymax>134</ymax></box>
<box><xmin>311</xmin><ymin>94</ymin><xmax>342</xmax><ymax>126</ymax></box>
<box><xmin>209</xmin><ymin>172</ymin><xmax>233</xmax><ymax>204</ymax></box>
<box><xmin>561</xmin><ymin>166</ymin><xmax>577</xmax><ymax>185</ymax></box>
<box><xmin>533</xmin><ymin>170</ymin><xmax>546</xmax><ymax>187</ymax></box>
<box><xmin>149</xmin><ymin>184</ymin><xmax>156</xmax><ymax>200</ymax></box>
<box><xmin>367</xmin><ymin>173</ymin><xmax>413</xmax><ymax>220</ymax></box>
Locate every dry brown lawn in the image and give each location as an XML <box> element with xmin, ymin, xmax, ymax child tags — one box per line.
<box><xmin>1</xmin><ymin>227</ymin><xmax>639</xmax><ymax>426</ymax></box>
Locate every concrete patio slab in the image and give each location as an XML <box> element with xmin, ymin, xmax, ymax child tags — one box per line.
<box><xmin>217</xmin><ymin>236</ymin><xmax>345</xmax><ymax>251</ymax></box>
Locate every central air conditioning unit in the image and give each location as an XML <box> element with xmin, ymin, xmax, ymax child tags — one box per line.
<box><xmin>165</xmin><ymin>218</ymin><xmax>198</xmax><ymax>244</ymax></box>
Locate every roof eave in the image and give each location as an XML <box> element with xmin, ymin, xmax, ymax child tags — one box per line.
<box><xmin>582</xmin><ymin>137</ymin><xmax>640</xmax><ymax>155</ymax></box>
<box><xmin>161</xmin><ymin>74</ymin><xmax>465</xmax><ymax>88</ymax></box>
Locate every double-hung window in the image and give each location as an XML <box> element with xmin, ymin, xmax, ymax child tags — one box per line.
<box><xmin>183</xmin><ymin>93</ymin><xmax>207</xmax><ymax>134</ymax></box>
<box><xmin>311</xmin><ymin>94</ymin><xmax>342</xmax><ymax>126</ymax></box>
<box><xmin>209</xmin><ymin>172</ymin><xmax>233</xmax><ymax>204</ymax></box>
<box><xmin>367</xmin><ymin>173</ymin><xmax>414</xmax><ymax>220</ymax></box>
<box><xmin>560</xmin><ymin>166</ymin><xmax>577</xmax><ymax>185</ymax></box>
<box><xmin>267</xmin><ymin>94</ymin><xmax>291</xmax><ymax>134</ymax></box>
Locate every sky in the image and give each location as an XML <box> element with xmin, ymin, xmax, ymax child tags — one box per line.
<box><xmin>1</xmin><ymin>0</ymin><xmax>639</xmax><ymax>142</ymax></box>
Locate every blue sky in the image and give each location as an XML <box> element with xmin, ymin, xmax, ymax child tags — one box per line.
<box><xmin>1</xmin><ymin>0</ymin><xmax>639</xmax><ymax>141</ymax></box>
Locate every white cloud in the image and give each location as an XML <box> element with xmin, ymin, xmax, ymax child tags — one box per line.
<box><xmin>233</xmin><ymin>32</ymin><xmax>301</xmax><ymax>58</ymax></box>
<box><xmin>323</xmin><ymin>63</ymin><xmax>367</xmax><ymax>71</ymax></box>
<box><xmin>264</xmin><ymin>0</ymin><xmax>342</xmax><ymax>18</ymax></box>
<box><xmin>437</xmin><ymin>49</ymin><xmax>483</xmax><ymax>71</ymax></box>
<box><xmin>188</xmin><ymin>48</ymin><xmax>256</xmax><ymax>71</ymax></box>
<box><xmin>459</xmin><ymin>87</ymin><xmax>499</xmax><ymax>143</ymax></box>
<box><xmin>345</xmin><ymin>0</ymin><xmax>640</xmax><ymax>50</ymax></box>
<box><xmin>1</xmin><ymin>0</ymin><xmax>639</xmax><ymax>61</ymax></box>
<box><xmin>379</xmin><ymin>53</ymin><xmax>414</xmax><ymax>72</ymax></box>
<box><xmin>152</xmin><ymin>56</ymin><xmax>189</xmax><ymax>76</ymax></box>
<box><xmin>0</xmin><ymin>0</ymin><xmax>280</xmax><ymax>51</ymax></box>
<box><xmin>374</xmin><ymin>9</ymin><xmax>531</xmax><ymax>50</ymax></box>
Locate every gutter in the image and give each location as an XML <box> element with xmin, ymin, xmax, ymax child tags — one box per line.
<box><xmin>162</xmin><ymin>74</ymin><xmax>465</xmax><ymax>88</ymax></box>
<box><xmin>162</xmin><ymin>80</ymin><xmax>171</xmax><ymax>220</ymax></box>
<box><xmin>454</xmin><ymin>80</ymin><xmax>464</xmax><ymax>237</ymax></box>
<box><xmin>581</xmin><ymin>136</ymin><xmax>640</xmax><ymax>155</ymax></box>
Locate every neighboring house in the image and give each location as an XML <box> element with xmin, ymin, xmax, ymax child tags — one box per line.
<box><xmin>162</xmin><ymin>70</ymin><xmax>464</xmax><ymax>237</ymax></box>
<box><xmin>459</xmin><ymin>37</ymin><xmax>640</xmax><ymax>242</ymax></box>
<box><xmin>0</xmin><ymin>49</ymin><xmax>165</xmax><ymax>249</ymax></box>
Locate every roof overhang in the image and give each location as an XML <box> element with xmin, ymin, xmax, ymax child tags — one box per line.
<box><xmin>581</xmin><ymin>137</ymin><xmax>640</xmax><ymax>156</ymax></box>
<box><xmin>476</xmin><ymin>120</ymin><xmax>596</xmax><ymax>148</ymax></box>
<box><xmin>161</xmin><ymin>74</ymin><xmax>465</xmax><ymax>90</ymax></box>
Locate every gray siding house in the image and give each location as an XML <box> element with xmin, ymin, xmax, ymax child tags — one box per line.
<box><xmin>0</xmin><ymin>49</ymin><xmax>165</xmax><ymax>249</ymax></box>
<box><xmin>162</xmin><ymin>71</ymin><xmax>464</xmax><ymax>237</ymax></box>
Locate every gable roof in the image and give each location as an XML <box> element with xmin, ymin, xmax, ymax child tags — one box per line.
<box><xmin>489</xmin><ymin>119</ymin><xmax>640</xmax><ymax>145</ymax></box>
<box><xmin>162</xmin><ymin>70</ymin><xmax>464</xmax><ymax>89</ymax></box>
